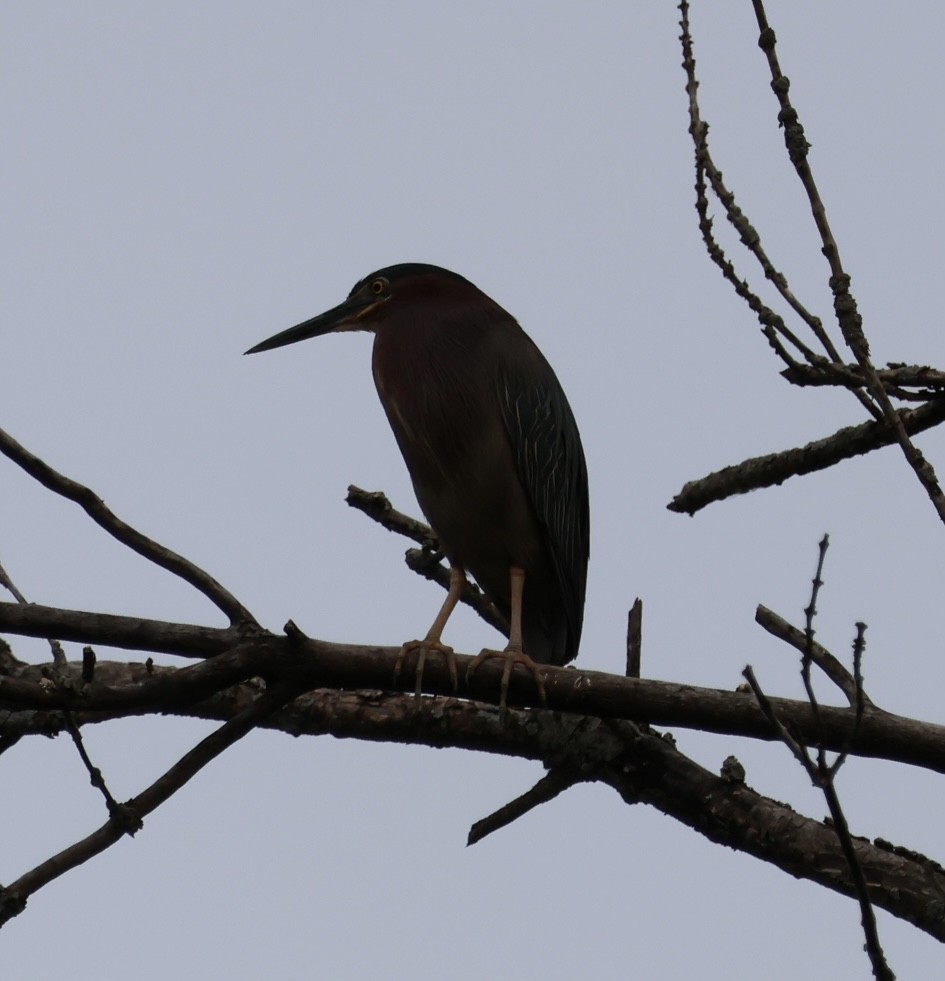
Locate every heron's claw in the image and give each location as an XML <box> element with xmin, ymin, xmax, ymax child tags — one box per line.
<box><xmin>466</xmin><ymin>647</ymin><xmax>547</xmax><ymax>709</ymax></box>
<box><xmin>394</xmin><ymin>638</ymin><xmax>458</xmax><ymax>699</ymax></box>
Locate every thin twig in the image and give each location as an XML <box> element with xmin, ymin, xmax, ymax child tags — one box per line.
<box><xmin>800</xmin><ymin>535</ymin><xmax>830</xmax><ymax>732</ymax></box>
<box><xmin>0</xmin><ymin>561</ymin><xmax>28</xmax><ymax>605</ymax></box>
<box><xmin>745</xmin><ymin>522</ymin><xmax>892</xmax><ymax>978</ymax></box>
<box><xmin>741</xmin><ymin>666</ymin><xmax>809</xmax><ymax>768</ymax></box>
<box><xmin>63</xmin><ymin>713</ymin><xmax>124</xmax><ymax>817</ymax></box>
<box><xmin>745</xmin><ymin>663</ymin><xmax>894</xmax><ymax>978</ymax></box>
<box><xmin>818</xmin><ymin>760</ymin><xmax>895</xmax><ymax>981</ymax></box>
<box><xmin>823</xmin><ymin>621</ymin><xmax>869</xmax><ymax>783</ymax></box>
<box><xmin>852</xmin><ymin>623</ymin><xmax>867</xmax><ymax>726</ymax></box>
<box><xmin>679</xmin><ymin>0</ymin><xmax>881</xmax><ymax>428</ymax></box>
<box><xmin>679</xmin><ymin>7</ymin><xmax>823</xmax><ymax>368</ymax></box>
<box><xmin>0</xmin><ymin>426</ymin><xmax>257</xmax><ymax>627</ymax></box>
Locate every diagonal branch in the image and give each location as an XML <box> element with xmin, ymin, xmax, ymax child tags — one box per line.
<box><xmin>678</xmin><ymin>0</ymin><xmax>880</xmax><ymax>428</ymax></box>
<box><xmin>679</xmin><ymin>4</ymin><xmax>829</xmax><ymax>367</ymax></box>
<box><xmin>746</xmin><ymin>539</ymin><xmax>893</xmax><ymax>979</ymax></box>
<box><xmin>750</xmin><ymin>0</ymin><xmax>945</xmax><ymax>531</ymax></box>
<box><xmin>0</xmin><ymin>558</ymin><xmax>68</xmax><ymax>667</ymax></box>
<box><xmin>63</xmin><ymin>712</ymin><xmax>124</xmax><ymax>816</ymax></box>
<box><xmin>668</xmin><ymin>397</ymin><xmax>945</xmax><ymax>514</ymax></box>
<box><xmin>345</xmin><ymin>484</ymin><xmax>435</xmax><ymax>544</ymax></box>
<box><xmin>743</xmin><ymin>665</ymin><xmax>894</xmax><ymax>977</ymax></box>
<box><xmin>0</xmin><ymin>425</ymin><xmax>257</xmax><ymax>627</ymax></box>
<box><xmin>467</xmin><ymin>769</ymin><xmax>583</xmax><ymax>846</ymax></box>
<box><xmin>755</xmin><ymin>605</ymin><xmax>872</xmax><ymax>709</ymax></box>
<box><xmin>0</xmin><ymin>684</ymin><xmax>294</xmax><ymax>925</ymax></box>
<box><xmin>347</xmin><ymin>484</ymin><xmax>510</xmax><ymax>636</ymax></box>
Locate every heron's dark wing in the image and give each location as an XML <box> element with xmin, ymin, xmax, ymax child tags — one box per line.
<box><xmin>497</xmin><ymin>342</ymin><xmax>589</xmax><ymax>660</ymax></box>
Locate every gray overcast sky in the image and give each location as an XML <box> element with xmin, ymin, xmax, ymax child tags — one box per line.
<box><xmin>4</xmin><ymin>2</ymin><xmax>945</xmax><ymax>978</ymax></box>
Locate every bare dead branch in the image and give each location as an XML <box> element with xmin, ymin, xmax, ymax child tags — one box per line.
<box><xmin>750</xmin><ymin>1</ymin><xmax>945</xmax><ymax>534</ymax></box>
<box><xmin>755</xmin><ymin>606</ymin><xmax>872</xmax><ymax>709</ymax></box>
<box><xmin>742</xmin><ymin>665</ymin><xmax>810</xmax><ymax>767</ymax></box>
<box><xmin>799</xmin><ymin>534</ymin><xmax>830</xmax><ymax>732</ymax></box>
<box><xmin>63</xmin><ymin>713</ymin><xmax>123</xmax><ymax>816</ymax></box>
<box><xmin>3</xmin><ymin>604</ymin><xmax>945</xmax><ymax>775</ymax></box>
<box><xmin>783</xmin><ymin>363</ymin><xmax>945</xmax><ymax>395</ymax></box>
<box><xmin>819</xmin><ymin>763</ymin><xmax>896</xmax><ymax>980</ymax></box>
<box><xmin>0</xmin><ymin>601</ymin><xmax>245</xmax><ymax>659</ymax></box>
<box><xmin>403</xmin><ymin>546</ymin><xmax>509</xmax><ymax>636</ymax></box>
<box><xmin>75</xmin><ymin>680</ymin><xmax>945</xmax><ymax>944</ymax></box>
<box><xmin>679</xmin><ymin>0</ymin><xmax>945</xmax><ymax>534</ymax></box>
<box><xmin>0</xmin><ymin>425</ymin><xmax>257</xmax><ymax>627</ymax></box>
<box><xmin>0</xmin><ymin>641</ymin><xmax>259</xmax><ymax>715</ymax></box>
<box><xmin>852</xmin><ymin>623</ymin><xmax>867</xmax><ymax>725</ymax></box>
<box><xmin>0</xmin><ymin>557</ymin><xmax>68</xmax><ymax>667</ymax></box>
<box><xmin>345</xmin><ymin>485</ymin><xmax>435</xmax><ymax>544</ymax></box>
<box><xmin>746</xmin><ymin>524</ymin><xmax>892</xmax><ymax>977</ymax></box>
<box><xmin>744</xmin><ymin>661</ymin><xmax>894</xmax><ymax>977</ymax></box>
<box><xmin>626</xmin><ymin>598</ymin><xmax>643</xmax><ymax>678</ymax></box>
<box><xmin>678</xmin><ymin>0</ymin><xmax>845</xmax><ymax>370</ymax></box>
<box><xmin>4</xmin><ymin>659</ymin><xmax>944</xmax><ymax>941</ymax></box>
<box><xmin>678</xmin><ymin>0</ymin><xmax>886</xmax><ymax>446</ymax></box>
<box><xmin>804</xmin><ymin>534</ymin><xmax>828</xmax><ymax>633</ymax></box>
<box><xmin>668</xmin><ymin>397</ymin><xmax>945</xmax><ymax>515</ymax></box>
<box><xmin>467</xmin><ymin>769</ymin><xmax>582</xmax><ymax>846</ymax></box>
<box><xmin>81</xmin><ymin>647</ymin><xmax>95</xmax><ymax>683</ymax></box>
<box><xmin>0</xmin><ymin>685</ymin><xmax>294</xmax><ymax>925</ymax></box>
<box><xmin>237</xmin><ymin>690</ymin><xmax>945</xmax><ymax>942</ymax></box>
<box><xmin>346</xmin><ymin>485</ymin><xmax>510</xmax><ymax>636</ymax></box>
<box><xmin>0</xmin><ymin>561</ymin><xmax>28</xmax><ymax>605</ymax></box>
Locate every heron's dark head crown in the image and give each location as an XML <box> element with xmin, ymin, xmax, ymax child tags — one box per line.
<box><xmin>347</xmin><ymin>263</ymin><xmax>475</xmax><ymax>298</ymax></box>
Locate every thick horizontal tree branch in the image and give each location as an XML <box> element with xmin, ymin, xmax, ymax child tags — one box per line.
<box><xmin>3</xmin><ymin>602</ymin><xmax>945</xmax><ymax>774</ymax></box>
<box><xmin>23</xmin><ymin>679</ymin><xmax>945</xmax><ymax>942</ymax></box>
<box><xmin>0</xmin><ymin>602</ymin><xmax>246</xmax><ymax>658</ymax></box>
<box><xmin>251</xmin><ymin>694</ymin><xmax>945</xmax><ymax>941</ymax></box>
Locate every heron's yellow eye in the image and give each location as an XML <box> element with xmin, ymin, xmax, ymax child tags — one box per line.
<box><xmin>371</xmin><ymin>278</ymin><xmax>387</xmax><ymax>295</ymax></box>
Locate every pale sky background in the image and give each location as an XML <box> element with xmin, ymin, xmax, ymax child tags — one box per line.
<box><xmin>3</xmin><ymin>3</ymin><xmax>944</xmax><ymax>978</ymax></box>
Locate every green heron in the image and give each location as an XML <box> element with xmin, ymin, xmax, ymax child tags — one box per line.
<box><xmin>246</xmin><ymin>263</ymin><xmax>589</xmax><ymax>701</ymax></box>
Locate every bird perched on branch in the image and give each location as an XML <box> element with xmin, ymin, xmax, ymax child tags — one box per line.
<box><xmin>246</xmin><ymin>263</ymin><xmax>589</xmax><ymax>703</ymax></box>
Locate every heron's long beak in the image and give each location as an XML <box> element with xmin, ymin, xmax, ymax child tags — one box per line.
<box><xmin>244</xmin><ymin>294</ymin><xmax>379</xmax><ymax>355</ymax></box>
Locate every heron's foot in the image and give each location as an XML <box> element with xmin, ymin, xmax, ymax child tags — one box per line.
<box><xmin>394</xmin><ymin>638</ymin><xmax>458</xmax><ymax>699</ymax></box>
<box><xmin>465</xmin><ymin>647</ymin><xmax>547</xmax><ymax>709</ymax></box>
